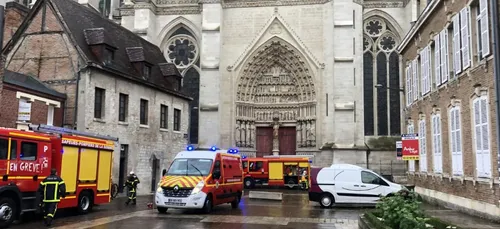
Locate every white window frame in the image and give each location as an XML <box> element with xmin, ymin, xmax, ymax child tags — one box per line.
<box><xmin>406</xmin><ymin>66</ymin><xmax>412</xmax><ymax>106</ymax></box>
<box><xmin>473</xmin><ymin>95</ymin><xmax>491</xmax><ymax>178</ymax></box>
<box><xmin>47</xmin><ymin>105</ymin><xmax>54</xmax><ymax>126</ymax></box>
<box><xmin>412</xmin><ymin>59</ymin><xmax>418</xmax><ymax>101</ymax></box>
<box><xmin>420</xmin><ymin>47</ymin><xmax>431</xmax><ymax>95</ymax></box>
<box><xmin>449</xmin><ymin>106</ymin><xmax>463</xmax><ymax>175</ymax></box>
<box><xmin>460</xmin><ymin>7</ymin><xmax>471</xmax><ymax>70</ymax></box>
<box><xmin>440</xmin><ymin>28</ymin><xmax>449</xmax><ymax>84</ymax></box>
<box><xmin>432</xmin><ymin>114</ymin><xmax>443</xmax><ymax>173</ymax></box>
<box><xmin>407</xmin><ymin>124</ymin><xmax>415</xmax><ymax>172</ymax></box>
<box><xmin>434</xmin><ymin>34</ymin><xmax>442</xmax><ymax>86</ymax></box>
<box><xmin>452</xmin><ymin>14</ymin><xmax>462</xmax><ymax>76</ymax></box>
<box><xmin>477</xmin><ymin>0</ymin><xmax>491</xmax><ymax>59</ymax></box>
<box><xmin>419</xmin><ymin>119</ymin><xmax>427</xmax><ymax>172</ymax></box>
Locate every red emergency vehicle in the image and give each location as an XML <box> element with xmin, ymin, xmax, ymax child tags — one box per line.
<box><xmin>242</xmin><ymin>157</ymin><xmax>310</xmax><ymax>189</ymax></box>
<box><xmin>0</xmin><ymin>124</ymin><xmax>117</xmax><ymax>227</ymax></box>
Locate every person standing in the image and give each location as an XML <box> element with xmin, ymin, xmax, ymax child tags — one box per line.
<box><xmin>38</xmin><ymin>168</ymin><xmax>66</xmax><ymax>227</ymax></box>
<box><xmin>125</xmin><ymin>171</ymin><xmax>140</xmax><ymax>205</ymax></box>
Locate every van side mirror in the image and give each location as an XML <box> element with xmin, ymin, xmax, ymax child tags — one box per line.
<box><xmin>162</xmin><ymin>169</ymin><xmax>167</xmax><ymax>176</ymax></box>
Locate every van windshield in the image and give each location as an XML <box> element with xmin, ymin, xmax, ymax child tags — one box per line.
<box><xmin>167</xmin><ymin>158</ymin><xmax>213</xmax><ymax>176</ymax></box>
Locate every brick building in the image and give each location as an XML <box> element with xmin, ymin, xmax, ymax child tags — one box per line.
<box><xmin>2</xmin><ymin>0</ymin><xmax>192</xmax><ymax>194</ymax></box>
<box><xmin>3</xmin><ymin>1</ymin><xmax>29</xmax><ymax>48</ymax></box>
<box><xmin>0</xmin><ymin>70</ymin><xmax>66</xmax><ymax>129</ymax></box>
<box><xmin>398</xmin><ymin>0</ymin><xmax>500</xmax><ymax>220</ymax></box>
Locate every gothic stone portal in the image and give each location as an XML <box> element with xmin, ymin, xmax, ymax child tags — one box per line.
<box><xmin>234</xmin><ymin>39</ymin><xmax>317</xmax><ymax>155</ymax></box>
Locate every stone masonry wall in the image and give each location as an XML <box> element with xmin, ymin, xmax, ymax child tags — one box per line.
<box><xmin>5</xmin><ymin>5</ymin><xmax>81</xmax><ymax>128</ymax></box>
<box><xmin>401</xmin><ymin>0</ymin><xmax>500</xmax><ymax>208</ymax></box>
<box><xmin>78</xmin><ymin>69</ymin><xmax>190</xmax><ymax>195</ymax></box>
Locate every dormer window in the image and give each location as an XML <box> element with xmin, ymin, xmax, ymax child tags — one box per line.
<box><xmin>104</xmin><ymin>47</ymin><xmax>114</xmax><ymax>64</ymax></box>
<box><xmin>143</xmin><ymin>65</ymin><xmax>151</xmax><ymax>79</ymax></box>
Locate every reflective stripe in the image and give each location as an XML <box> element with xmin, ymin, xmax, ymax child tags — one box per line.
<box><xmin>59</xmin><ymin>181</ymin><xmax>65</xmax><ymax>185</ymax></box>
<box><xmin>43</xmin><ymin>200</ymin><xmax>60</xmax><ymax>203</ymax></box>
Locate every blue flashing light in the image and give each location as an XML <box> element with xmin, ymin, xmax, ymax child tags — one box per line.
<box><xmin>227</xmin><ymin>148</ymin><xmax>239</xmax><ymax>154</ymax></box>
<box><xmin>309</xmin><ymin>160</ymin><xmax>313</xmax><ymax>163</ymax></box>
<box><xmin>60</xmin><ymin>149</ymin><xmax>64</xmax><ymax>154</ymax></box>
<box><xmin>242</xmin><ymin>155</ymin><xmax>247</xmax><ymax>159</ymax></box>
<box><xmin>187</xmin><ymin>145</ymin><xmax>194</xmax><ymax>151</ymax></box>
<box><xmin>210</xmin><ymin>146</ymin><xmax>217</xmax><ymax>151</ymax></box>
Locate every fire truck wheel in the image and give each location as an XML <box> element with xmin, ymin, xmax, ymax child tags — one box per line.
<box><xmin>230</xmin><ymin>193</ymin><xmax>241</xmax><ymax>209</ymax></box>
<box><xmin>77</xmin><ymin>191</ymin><xmax>93</xmax><ymax>214</ymax></box>
<box><xmin>202</xmin><ymin>196</ymin><xmax>213</xmax><ymax>214</ymax></box>
<box><xmin>286</xmin><ymin>179</ymin><xmax>296</xmax><ymax>189</ymax></box>
<box><xmin>157</xmin><ymin>207</ymin><xmax>168</xmax><ymax>214</ymax></box>
<box><xmin>0</xmin><ymin>197</ymin><xmax>16</xmax><ymax>228</ymax></box>
<box><xmin>319</xmin><ymin>193</ymin><xmax>334</xmax><ymax>208</ymax></box>
<box><xmin>244</xmin><ymin>178</ymin><xmax>254</xmax><ymax>189</ymax></box>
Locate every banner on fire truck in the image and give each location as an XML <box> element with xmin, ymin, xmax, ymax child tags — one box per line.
<box><xmin>401</xmin><ymin>134</ymin><xmax>419</xmax><ymax>160</ymax></box>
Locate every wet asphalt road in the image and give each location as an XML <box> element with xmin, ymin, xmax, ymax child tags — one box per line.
<box><xmin>11</xmin><ymin>189</ymin><xmax>367</xmax><ymax>229</ymax></box>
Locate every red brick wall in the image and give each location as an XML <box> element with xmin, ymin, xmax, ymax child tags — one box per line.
<box><xmin>5</xmin><ymin>4</ymin><xmax>80</xmax><ymax>128</ymax></box>
<box><xmin>3</xmin><ymin>3</ymin><xmax>28</xmax><ymax>48</ymax></box>
<box><xmin>401</xmin><ymin>0</ymin><xmax>499</xmax><ymax>206</ymax></box>
<box><xmin>0</xmin><ymin>85</ymin><xmax>64</xmax><ymax>128</ymax></box>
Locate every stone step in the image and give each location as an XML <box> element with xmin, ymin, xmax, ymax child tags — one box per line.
<box><xmin>249</xmin><ymin>191</ymin><xmax>283</xmax><ymax>201</ymax></box>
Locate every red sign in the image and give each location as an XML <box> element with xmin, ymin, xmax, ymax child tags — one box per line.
<box><xmin>401</xmin><ymin>134</ymin><xmax>419</xmax><ymax>160</ymax></box>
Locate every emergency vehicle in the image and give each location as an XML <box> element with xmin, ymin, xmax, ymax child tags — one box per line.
<box><xmin>0</xmin><ymin>124</ymin><xmax>117</xmax><ymax>227</ymax></box>
<box><xmin>242</xmin><ymin>157</ymin><xmax>310</xmax><ymax>189</ymax></box>
<box><xmin>155</xmin><ymin>146</ymin><xmax>243</xmax><ymax>214</ymax></box>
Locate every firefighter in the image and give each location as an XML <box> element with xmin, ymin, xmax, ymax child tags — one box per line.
<box><xmin>300</xmin><ymin>169</ymin><xmax>308</xmax><ymax>190</ymax></box>
<box><xmin>38</xmin><ymin>168</ymin><xmax>66</xmax><ymax>227</ymax></box>
<box><xmin>125</xmin><ymin>171</ymin><xmax>140</xmax><ymax>205</ymax></box>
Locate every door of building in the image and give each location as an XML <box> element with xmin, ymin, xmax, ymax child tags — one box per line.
<box><xmin>118</xmin><ymin>144</ymin><xmax>128</xmax><ymax>193</ymax></box>
<box><xmin>151</xmin><ymin>155</ymin><xmax>160</xmax><ymax>192</ymax></box>
<box><xmin>256</xmin><ymin>127</ymin><xmax>273</xmax><ymax>157</ymax></box>
<box><xmin>279</xmin><ymin>127</ymin><xmax>296</xmax><ymax>155</ymax></box>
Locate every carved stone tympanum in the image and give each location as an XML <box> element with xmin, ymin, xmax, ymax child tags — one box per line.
<box><xmin>234</xmin><ymin>38</ymin><xmax>317</xmax><ymax>150</ymax></box>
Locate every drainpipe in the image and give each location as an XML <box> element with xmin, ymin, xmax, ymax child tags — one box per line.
<box><xmin>365</xmin><ymin>142</ymin><xmax>371</xmax><ymax>169</ymax></box>
<box><xmin>490</xmin><ymin>0</ymin><xmax>500</xmax><ymax>181</ymax></box>
<box><xmin>73</xmin><ymin>67</ymin><xmax>81</xmax><ymax>130</ymax></box>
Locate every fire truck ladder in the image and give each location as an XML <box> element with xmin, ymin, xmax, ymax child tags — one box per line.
<box><xmin>28</xmin><ymin>124</ymin><xmax>119</xmax><ymax>141</ymax></box>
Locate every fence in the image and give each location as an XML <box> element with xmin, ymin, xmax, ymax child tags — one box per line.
<box><xmin>356</xmin><ymin>160</ymin><xmax>408</xmax><ymax>181</ymax></box>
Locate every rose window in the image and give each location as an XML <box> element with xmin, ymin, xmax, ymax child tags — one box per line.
<box><xmin>378</xmin><ymin>35</ymin><xmax>396</xmax><ymax>52</ymax></box>
<box><xmin>364</xmin><ymin>19</ymin><xmax>386</xmax><ymax>37</ymax></box>
<box><xmin>165</xmin><ymin>35</ymin><xmax>198</xmax><ymax>68</ymax></box>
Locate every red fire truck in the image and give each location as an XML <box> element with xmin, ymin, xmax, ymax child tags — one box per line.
<box><xmin>242</xmin><ymin>157</ymin><xmax>310</xmax><ymax>189</ymax></box>
<box><xmin>0</xmin><ymin>124</ymin><xmax>118</xmax><ymax>227</ymax></box>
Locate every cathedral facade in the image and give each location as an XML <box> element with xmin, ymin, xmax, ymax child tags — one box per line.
<box><xmin>105</xmin><ymin>0</ymin><xmax>423</xmax><ymax>164</ymax></box>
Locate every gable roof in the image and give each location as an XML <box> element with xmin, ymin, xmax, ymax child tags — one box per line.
<box><xmin>3</xmin><ymin>70</ymin><xmax>67</xmax><ymax>99</ymax></box>
<box><xmin>3</xmin><ymin>0</ymin><xmax>191</xmax><ymax>101</ymax></box>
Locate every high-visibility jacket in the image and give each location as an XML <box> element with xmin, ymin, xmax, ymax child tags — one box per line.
<box><xmin>125</xmin><ymin>175</ymin><xmax>140</xmax><ymax>192</ymax></box>
<box><xmin>38</xmin><ymin>175</ymin><xmax>66</xmax><ymax>203</ymax></box>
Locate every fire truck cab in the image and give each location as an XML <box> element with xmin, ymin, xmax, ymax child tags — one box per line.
<box><xmin>242</xmin><ymin>157</ymin><xmax>311</xmax><ymax>189</ymax></box>
<box><xmin>155</xmin><ymin>146</ymin><xmax>243</xmax><ymax>214</ymax></box>
<box><xmin>0</xmin><ymin>125</ymin><xmax>117</xmax><ymax>228</ymax></box>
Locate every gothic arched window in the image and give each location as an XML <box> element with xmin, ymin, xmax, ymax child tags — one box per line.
<box><xmin>164</xmin><ymin>27</ymin><xmax>200</xmax><ymax>144</ymax></box>
<box><xmin>363</xmin><ymin>17</ymin><xmax>401</xmax><ymax>136</ymax></box>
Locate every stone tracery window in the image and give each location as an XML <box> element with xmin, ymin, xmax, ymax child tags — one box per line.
<box><xmin>363</xmin><ymin>17</ymin><xmax>401</xmax><ymax>136</ymax></box>
<box><xmin>164</xmin><ymin>26</ymin><xmax>200</xmax><ymax>144</ymax></box>
<box><xmin>165</xmin><ymin>35</ymin><xmax>199</xmax><ymax>69</ymax></box>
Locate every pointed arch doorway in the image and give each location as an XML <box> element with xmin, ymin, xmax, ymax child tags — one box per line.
<box><xmin>234</xmin><ymin>38</ymin><xmax>317</xmax><ymax>157</ymax></box>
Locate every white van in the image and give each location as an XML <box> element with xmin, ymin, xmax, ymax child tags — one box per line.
<box><xmin>308</xmin><ymin>164</ymin><xmax>404</xmax><ymax>208</ymax></box>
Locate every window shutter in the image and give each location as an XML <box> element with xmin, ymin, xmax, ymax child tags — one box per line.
<box><xmin>435</xmin><ymin>35</ymin><xmax>441</xmax><ymax>86</ymax></box>
<box><xmin>438</xmin><ymin>114</ymin><xmax>442</xmax><ymax>173</ymax></box>
<box><xmin>473</xmin><ymin>99</ymin><xmax>483</xmax><ymax>176</ymax></box>
<box><xmin>441</xmin><ymin>29</ymin><xmax>449</xmax><ymax>83</ymax></box>
<box><xmin>413</xmin><ymin>59</ymin><xmax>418</xmax><ymax>100</ymax></box>
<box><xmin>460</xmin><ymin>8</ymin><xmax>471</xmax><ymax>70</ymax></box>
<box><xmin>452</xmin><ymin>14</ymin><xmax>462</xmax><ymax>76</ymax></box>
<box><xmin>480</xmin><ymin>97</ymin><xmax>491</xmax><ymax>177</ymax></box>
<box><xmin>455</xmin><ymin>108</ymin><xmax>463</xmax><ymax>174</ymax></box>
<box><xmin>450</xmin><ymin>109</ymin><xmax>456</xmax><ymax>174</ymax></box>
<box><xmin>427</xmin><ymin>47</ymin><xmax>432</xmax><ymax>92</ymax></box>
<box><xmin>406</xmin><ymin>66</ymin><xmax>411</xmax><ymax>106</ymax></box>
<box><xmin>432</xmin><ymin>115</ymin><xmax>437</xmax><ymax>172</ymax></box>
<box><xmin>420</xmin><ymin>49</ymin><xmax>426</xmax><ymax>95</ymax></box>
<box><xmin>479</xmin><ymin>0</ymin><xmax>490</xmax><ymax>58</ymax></box>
